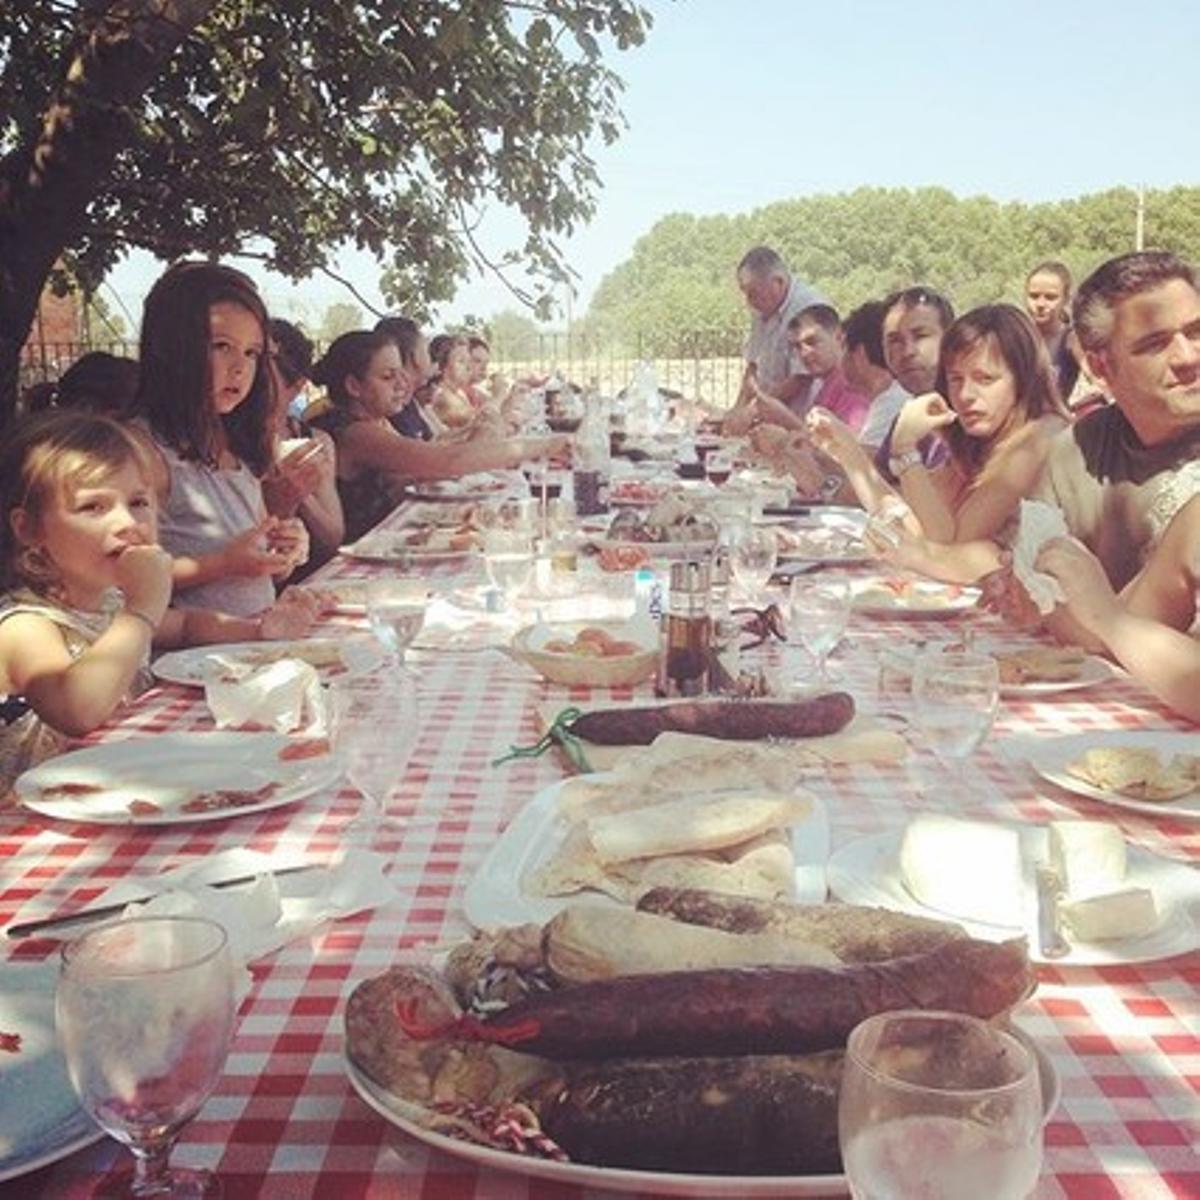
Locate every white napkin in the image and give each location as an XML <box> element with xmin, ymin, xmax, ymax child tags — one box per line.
<box><xmin>203</xmin><ymin>655</ymin><xmax>325</xmax><ymax>734</ymax></box>
<box><xmin>95</xmin><ymin>848</ymin><xmax>395</xmax><ymax>965</ymax></box>
<box><xmin>1011</xmin><ymin>500</ymin><xmax>1069</xmax><ymax>614</ymax></box>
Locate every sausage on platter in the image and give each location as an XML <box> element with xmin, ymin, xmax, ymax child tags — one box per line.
<box><xmin>637</xmin><ymin>887</ymin><xmax>966</xmax><ymax>962</ymax></box>
<box><xmin>529</xmin><ymin>1051</ymin><xmax>844</xmax><ymax>1175</ymax></box>
<box><xmin>397</xmin><ymin>935</ymin><xmax>1032</xmax><ymax>1061</ymax></box>
<box><xmin>567</xmin><ymin>693</ymin><xmax>855</xmax><ymax>746</ymax></box>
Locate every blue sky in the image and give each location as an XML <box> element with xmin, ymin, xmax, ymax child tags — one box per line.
<box><xmin>106</xmin><ymin>0</ymin><xmax>1199</xmax><ymax>331</ymax></box>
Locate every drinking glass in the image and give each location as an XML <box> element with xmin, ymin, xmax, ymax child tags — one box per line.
<box><xmin>730</xmin><ymin>526</ymin><xmax>778</xmax><ymax>604</ymax></box>
<box><xmin>332</xmin><ymin>667</ymin><xmax>419</xmax><ymax>832</ymax></box>
<box><xmin>366</xmin><ymin>577</ymin><xmax>428</xmax><ymax>665</ymax></box>
<box><xmin>482</xmin><ymin>528</ymin><xmax>535</xmax><ymax>608</ymax></box>
<box><xmin>787</xmin><ymin>575</ymin><xmax>851</xmax><ymax>682</ymax></box>
<box><xmin>706</xmin><ymin>449</ymin><xmax>734</xmax><ymax>487</ymax></box>
<box><xmin>57</xmin><ymin>917</ymin><xmax>236</xmax><ymax>1199</ymax></box>
<box><xmin>911</xmin><ymin>650</ymin><xmax>1000</xmax><ymax>772</ymax></box>
<box><xmin>839</xmin><ymin>1010</ymin><xmax>1043</xmax><ymax>1200</ymax></box>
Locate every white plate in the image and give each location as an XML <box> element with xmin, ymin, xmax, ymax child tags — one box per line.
<box><xmin>999</xmin><ymin>654</ymin><xmax>1117</xmax><ymax>697</ymax></box>
<box><xmin>344</xmin><ymin>1032</ymin><xmax>1058</xmax><ymax>1197</ymax></box>
<box><xmin>463</xmin><ymin>778</ymin><xmax>830</xmax><ymax>928</ymax></box>
<box><xmin>851</xmin><ymin>578</ymin><xmax>979</xmax><ymax>619</ymax></box>
<box><xmin>15</xmin><ymin>731</ymin><xmax>340</xmax><ymax>826</ymax></box>
<box><xmin>827</xmin><ymin>828</ymin><xmax>1199</xmax><ymax>966</ymax></box>
<box><xmin>1014</xmin><ymin>730</ymin><xmax>1200</xmax><ymax>821</ymax></box>
<box><xmin>152</xmin><ymin>638</ymin><xmax>350</xmax><ymax>688</ymax></box>
<box><xmin>339</xmin><ymin>531</ymin><xmax>476</xmax><ymax>563</ymax></box>
<box><xmin>406</xmin><ymin>473</ymin><xmax>517</xmax><ymax>502</ymax></box>
<box><xmin>0</xmin><ymin>961</ymin><xmax>103</xmax><ymax>1182</ymax></box>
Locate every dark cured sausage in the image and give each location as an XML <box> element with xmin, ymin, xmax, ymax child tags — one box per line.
<box><xmin>415</xmin><ymin>936</ymin><xmax>1032</xmax><ymax>1060</ymax></box>
<box><xmin>568</xmin><ymin>693</ymin><xmax>855</xmax><ymax>746</ymax></box>
<box><xmin>531</xmin><ymin>1052</ymin><xmax>844</xmax><ymax>1175</ymax></box>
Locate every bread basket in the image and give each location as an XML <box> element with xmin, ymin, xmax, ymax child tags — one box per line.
<box><xmin>512</xmin><ymin>621</ymin><xmax>658</xmax><ymax>687</ymax></box>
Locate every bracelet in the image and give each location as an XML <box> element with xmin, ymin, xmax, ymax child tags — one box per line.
<box><xmin>122</xmin><ymin>607</ymin><xmax>158</xmax><ymax>634</ymax></box>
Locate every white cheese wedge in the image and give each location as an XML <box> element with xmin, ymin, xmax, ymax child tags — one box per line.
<box><xmin>1061</xmin><ymin>888</ymin><xmax>1158</xmax><ymax>942</ymax></box>
<box><xmin>1048</xmin><ymin>820</ymin><xmax>1127</xmax><ymax>898</ymax></box>
<box><xmin>898</xmin><ymin>814</ymin><xmax>1023</xmax><ymax>927</ymax></box>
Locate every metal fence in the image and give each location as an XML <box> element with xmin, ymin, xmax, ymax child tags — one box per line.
<box><xmin>20</xmin><ymin>332</ymin><xmax>748</xmax><ymax>409</ymax></box>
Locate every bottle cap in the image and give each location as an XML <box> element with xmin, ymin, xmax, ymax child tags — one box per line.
<box><xmin>669</xmin><ymin>560</ymin><xmax>711</xmax><ymax>596</ymax></box>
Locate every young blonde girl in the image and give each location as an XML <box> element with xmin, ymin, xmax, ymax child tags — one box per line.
<box><xmin>0</xmin><ymin>412</ymin><xmax>315</xmax><ymax>788</ymax></box>
<box><xmin>133</xmin><ymin>261</ymin><xmax>310</xmax><ymax>616</ymax></box>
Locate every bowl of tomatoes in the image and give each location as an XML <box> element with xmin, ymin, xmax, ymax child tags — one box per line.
<box><xmin>511</xmin><ymin>621</ymin><xmax>658</xmax><ymax>687</ymax></box>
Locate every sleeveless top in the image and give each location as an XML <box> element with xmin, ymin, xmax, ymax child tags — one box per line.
<box><xmin>154</xmin><ymin>439</ymin><xmax>276</xmax><ymax>617</ymax></box>
<box><xmin>0</xmin><ymin>590</ymin><xmax>152</xmax><ymax>795</ymax></box>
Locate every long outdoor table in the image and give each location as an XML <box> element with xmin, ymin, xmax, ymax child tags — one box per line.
<box><xmin>2</xmin><ymin>510</ymin><xmax>1196</xmax><ymax>1199</ymax></box>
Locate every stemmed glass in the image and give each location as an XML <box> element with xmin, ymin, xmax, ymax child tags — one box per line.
<box><xmin>332</xmin><ymin>667</ymin><xmax>419</xmax><ymax>833</ymax></box>
<box><xmin>787</xmin><ymin>575</ymin><xmax>851</xmax><ymax>683</ymax></box>
<box><xmin>366</xmin><ymin>577</ymin><xmax>428</xmax><ymax>666</ymax></box>
<box><xmin>57</xmin><ymin>916</ymin><xmax>236</xmax><ymax>1199</ymax></box>
<box><xmin>911</xmin><ymin>649</ymin><xmax>1001</xmax><ymax>792</ymax></box>
<box><xmin>729</xmin><ymin>525</ymin><xmax>778</xmax><ymax>604</ymax></box>
<box><xmin>839</xmin><ymin>1010</ymin><xmax>1044</xmax><ymax>1199</ymax></box>
<box><xmin>482</xmin><ymin>529</ymin><xmax>535</xmax><ymax>609</ymax></box>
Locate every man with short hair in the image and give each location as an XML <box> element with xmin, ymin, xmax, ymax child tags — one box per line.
<box><xmin>1035</xmin><ymin>249</ymin><xmax>1200</xmax><ymax>590</ymax></box>
<box><xmin>724</xmin><ymin>246</ymin><xmax>822</xmax><ymax>433</ymax></box>
<box><xmin>842</xmin><ymin>300</ymin><xmax>912</xmax><ymax>449</ymax></box>
<box><xmin>787</xmin><ymin>305</ymin><xmax>870</xmax><ymax>433</ymax></box>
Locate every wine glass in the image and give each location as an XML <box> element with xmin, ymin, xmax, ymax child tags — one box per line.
<box><xmin>706</xmin><ymin>449</ymin><xmax>734</xmax><ymax>487</ymax></box>
<box><xmin>332</xmin><ymin>668</ymin><xmax>419</xmax><ymax>833</ymax></box>
<box><xmin>366</xmin><ymin>577</ymin><xmax>428</xmax><ymax>665</ymax></box>
<box><xmin>482</xmin><ymin>527</ymin><xmax>535</xmax><ymax>609</ymax></box>
<box><xmin>911</xmin><ymin>650</ymin><xmax>1001</xmax><ymax>778</ymax></box>
<box><xmin>839</xmin><ymin>1010</ymin><xmax>1043</xmax><ymax>1200</ymax></box>
<box><xmin>57</xmin><ymin>916</ymin><xmax>236</xmax><ymax>1200</ymax></box>
<box><xmin>787</xmin><ymin>575</ymin><xmax>851</xmax><ymax>683</ymax></box>
<box><xmin>730</xmin><ymin>525</ymin><xmax>778</xmax><ymax>604</ymax></box>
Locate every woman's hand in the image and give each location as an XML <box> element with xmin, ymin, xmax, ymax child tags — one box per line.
<box><xmin>892</xmin><ymin>392</ymin><xmax>957</xmax><ymax>454</ymax></box>
<box><xmin>115</xmin><ymin>544</ymin><xmax>173</xmax><ymax>625</ymax></box>
<box><xmin>1035</xmin><ymin>537</ymin><xmax>1121</xmax><ymax>635</ymax></box>
<box><xmin>258</xmin><ymin>588</ymin><xmax>321</xmax><ymax>640</ymax></box>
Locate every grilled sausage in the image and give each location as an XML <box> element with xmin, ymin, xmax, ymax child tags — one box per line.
<box><xmin>464</xmin><ymin>936</ymin><xmax>1032</xmax><ymax>1060</ymax></box>
<box><xmin>568</xmin><ymin>693</ymin><xmax>855</xmax><ymax>746</ymax></box>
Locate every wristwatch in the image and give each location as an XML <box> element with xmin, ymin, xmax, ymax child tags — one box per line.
<box><xmin>888</xmin><ymin>449</ymin><xmax>924</xmax><ymax>478</ymax></box>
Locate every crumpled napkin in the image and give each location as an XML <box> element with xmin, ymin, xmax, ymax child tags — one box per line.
<box><xmin>203</xmin><ymin>655</ymin><xmax>325</xmax><ymax>734</ymax></box>
<box><xmin>91</xmin><ymin>847</ymin><xmax>395</xmax><ymax>967</ymax></box>
<box><xmin>1011</xmin><ymin>499</ymin><xmax>1069</xmax><ymax>614</ymax></box>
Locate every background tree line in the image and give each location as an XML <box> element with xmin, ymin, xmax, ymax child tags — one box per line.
<box><xmin>572</xmin><ymin>185</ymin><xmax>1200</xmax><ymax>355</ymax></box>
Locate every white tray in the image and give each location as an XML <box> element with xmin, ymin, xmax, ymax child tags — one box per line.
<box><xmin>463</xmin><ymin>778</ymin><xmax>830</xmax><ymax>929</ymax></box>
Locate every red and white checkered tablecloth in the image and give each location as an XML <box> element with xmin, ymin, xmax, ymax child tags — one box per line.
<box><xmin>2</xmin><ymin>515</ymin><xmax>1197</xmax><ymax>1199</ymax></box>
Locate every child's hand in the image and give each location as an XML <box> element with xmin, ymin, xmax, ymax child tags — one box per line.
<box><xmin>258</xmin><ymin>588</ymin><xmax>320</xmax><ymax>640</ymax></box>
<box><xmin>220</xmin><ymin>522</ymin><xmax>288</xmax><ymax>578</ymax></box>
<box><xmin>264</xmin><ymin>516</ymin><xmax>310</xmax><ymax>575</ymax></box>
<box><xmin>115</xmin><ymin>544</ymin><xmax>173</xmax><ymax>624</ymax></box>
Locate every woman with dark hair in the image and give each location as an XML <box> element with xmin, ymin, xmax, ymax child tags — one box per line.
<box><xmin>130</xmin><ymin>261</ymin><xmax>311</xmax><ymax>617</ymax></box>
<box><xmin>809</xmin><ymin>303</ymin><xmax>1068</xmax><ymax>545</ymax></box>
<box><xmin>376</xmin><ymin>316</ymin><xmax>436</xmax><ymax>441</ymax></box>
<box><xmin>311</xmin><ymin>330</ymin><xmax>566</xmax><ymax>542</ymax></box>
<box><xmin>1024</xmin><ymin>260</ymin><xmax>1080</xmax><ymax>400</ymax></box>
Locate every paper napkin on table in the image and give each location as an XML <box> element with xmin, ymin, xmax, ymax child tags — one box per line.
<box><xmin>1011</xmin><ymin>500</ymin><xmax>1070</xmax><ymax>614</ymax></box>
<box><xmin>203</xmin><ymin>655</ymin><xmax>325</xmax><ymax>734</ymax></box>
<box><xmin>76</xmin><ymin>848</ymin><xmax>395</xmax><ymax>965</ymax></box>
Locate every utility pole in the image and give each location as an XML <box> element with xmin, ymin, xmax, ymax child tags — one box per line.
<box><xmin>1135</xmin><ymin>184</ymin><xmax>1146</xmax><ymax>251</ymax></box>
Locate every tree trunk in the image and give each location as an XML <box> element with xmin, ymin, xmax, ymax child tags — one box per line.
<box><xmin>0</xmin><ymin>0</ymin><xmax>219</xmax><ymax>427</ymax></box>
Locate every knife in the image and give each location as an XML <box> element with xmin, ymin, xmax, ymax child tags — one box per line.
<box><xmin>5</xmin><ymin>863</ymin><xmax>321</xmax><ymax>940</ymax></box>
<box><xmin>1034</xmin><ymin>864</ymin><xmax>1070</xmax><ymax>960</ymax></box>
